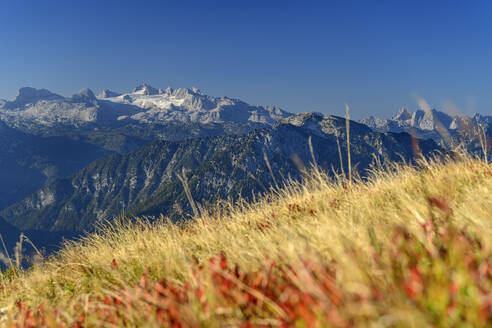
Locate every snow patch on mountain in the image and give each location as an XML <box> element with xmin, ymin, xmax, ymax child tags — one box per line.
<box><xmin>100</xmin><ymin>84</ymin><xmax>289</xmax><ymax>125</ymax></box>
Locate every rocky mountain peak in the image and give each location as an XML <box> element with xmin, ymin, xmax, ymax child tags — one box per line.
<box><xmin>359</xmin><ymin>107</ymin><xmax>492</xmax><ymax>154</ymax></box>
<box><xmin>411</xmin><ymin>108</ymin><xmax>453</xmax><ymax>130</ymax></box>
<box><xmin>276</xmin><ymin>112</ymin><xmax>370</xmax><ymax>138</ymax></box>
<box><xmin>133</xmin><ymin>84</ymin><xmax>159</xmax><ymax>95</ymax></box>
<box><xmin>70</xmin><ymin>88</ymin><xmax>98</xmax><ymax>104</ymax></box>
<box><xmin>409</xmin><ymin>110</ymin><xmax>426</xmax><ymax>129</ymax></box>
<box><xmin>190</xmin><ymin>87</ymin><xmax>202</xmax><ymax>94</ymax></box>
<box><xmin>171</xmin><ymin>87</ymin><xmax>198</xmax><ymax>99</ymax></box>
<box><xmin>0</xmin><ymin>85</ymin><xmax>291</xmax><ymax>127</ymax></box>
<box><xmin>98</xmin><ymin>89</ymin><xmax>121</xmax><ymax>98</ymax></box>
<box><xmin>393</xmin><ymin>107</ymin><xmax>412</xmax><ymax>121</ymax></box>
<box><xmin>161</xmin><ymin>87</ymin><xmax>173</xmax><ymax>95</ymax></box>
<box><xmin>5</xmin><ymin>87</ymin><xmax>63</xmax><ymax>108</ymax></box>
<box><xmin>277</xmin><ymin>112</ymin><xmax>324</xmax><ymax>126</ymax></box>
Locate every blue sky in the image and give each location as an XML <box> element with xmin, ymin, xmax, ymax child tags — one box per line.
<box><xmin>0</xmin><ymin>0</ymin><xmax>491</xmax><ymax>118</ymax></box>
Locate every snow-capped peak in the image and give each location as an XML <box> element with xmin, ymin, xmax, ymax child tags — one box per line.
<box><xmin>159</xmin><ymin>87</ymin><xmax>173</xmax><ymax>95</ymax></box>
<box><xmin>5</xmin><ymin>87</ymin><xmax>63</xmax><ymax>109</ymax></box>
<box><xmin>0</xmin><ymin>85</ymin><xmax>292</xmax><ymax>128</ymax></box>
<box><xmin>132</xmin><ymin>84</ymin><xmax>159</xmax><ymax>95</ymax></box>
<box><xmin>163</xmin><ymin>87</ymin><xmax>173</xmax><ymax>95</ymax></box>
<box><xmin>70</xmin><ymin>88</ymin><xmax>97</xmax><ymax>103</ymax></box>
<box><xmin>190</xmin><ymin>87</ymin><xmax>202</xmax><ymax>94</ymax></box>
<box><xmin>170</xmin><ymin>87</ymin><xmax>197</xmax><ymax>99</ymax></box>
<box><xmin>393</xmin><ymin>107</ymin><xmax>411</xmax><ymax>121</ymax></box>
<box><xmin>98</xmin><ymin>89</ymin><xmax>121</xmax><ymax>98</ymax></box>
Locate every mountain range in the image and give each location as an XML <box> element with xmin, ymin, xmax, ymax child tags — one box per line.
<box><xmin>0</xmin><ymin>85</ymin><xmax>290</xmax><ymax>212</ymax></box>
<box><xmin>360</xmin><ymin>107</ymin><xmax>492</xmax><ymax>154</ymax></box>
<box><xmin>0</xmin><ymin>112</ymin><xmax>440</xmax><ymax>233</ymax></box>
<box><xmin>0</xmin><ymin>85</ymin><xmax>286</xmax><ymax>129</ymax></box>
<box><xmin>2</xmin><ymin>84</ymin><xmax>489</xmax><ymax>257</ymax></box>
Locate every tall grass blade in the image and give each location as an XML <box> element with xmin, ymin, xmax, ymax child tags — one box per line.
<box><xmin>177</xmin><ymin>167</ymin><xmax>200</xmax><ymax>218</ymax></box>
<box><xmin>263</xmin><ymin>149</ymin><xmax>279</xmax><ymax>190</ymax></box>
<box><xmin>0</xmin><ymin>233</ymin><xmax>13</xmax><ymax>268</ymax></box>
<box><xmin>345</xmin><ymin>104</ymin><xmax>352</xmax><ymax>184</ymax></box>
<box><xmin>335</xmin><ymin>132</ymin><xmax>345</xmax><ymax>178</ymax></box>
<box><xmin>308</xmin><ymin>136</ymin><xmax>318</xmax><ymax>171</ymax></box>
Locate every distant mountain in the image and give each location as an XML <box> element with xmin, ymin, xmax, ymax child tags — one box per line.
<box><xmin>0</xmin><ymin>84</ymin><xmax>289</xmax><ymax>130</ymax></box>
<box><xmin>98</xmin><ymin>84</ymin><xmax>287</xmax><ymax>125</ymax></box>
<box><xmin>0</xmin><ymin>86</ymin><xmax>291</xmax><ymax>211</ymax></box>
<box><xmin>360</xmin><ymin>108</ymin><xmax>492</xmax><ymax>154</ymax></box>
<box><xmin>1</xmin><ymin>113</ymin><xmax>441</xmax><ymax>233</ymax></box>
<box><xmin>2</xmin><ymin>87</ymin><xmax>64</xmax><ymax>109</ymax></box>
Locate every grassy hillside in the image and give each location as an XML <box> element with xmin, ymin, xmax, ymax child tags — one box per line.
<box><xmin>1</xmin><ymin>155</ymin><xmax>492</xmax><ymax>327</ymax></box>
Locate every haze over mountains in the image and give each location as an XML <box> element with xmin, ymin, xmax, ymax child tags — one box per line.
<box><xmin>0</xmin><ymin>84</ymin><xmax>489</xmax><ymax>256</ymax></box>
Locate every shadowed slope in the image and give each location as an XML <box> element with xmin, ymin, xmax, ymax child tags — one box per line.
<box><xmin>1</xmin><ymin>113</ymin><xmax>441</xmax><ymax>232</ymax></box>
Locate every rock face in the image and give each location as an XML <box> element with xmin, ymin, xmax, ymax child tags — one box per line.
<box><xmin>0</xmin><ymin>86</ymin><xmax>292</xmax><ymax>211</ymax></box>
<box><xmin>1</xmin><ymin>113</ymin><xmax>441</xmax><ymax>233</ymax></box>
<box><xmin>360</xmin><ymin>108</ymin><xmax>492</xmax><ymax>155</ymax></box>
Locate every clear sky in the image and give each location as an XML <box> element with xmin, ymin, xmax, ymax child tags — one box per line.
<box><xmin>0</xmin><ymin>0</ymin><xmax>491</xmax><ymax>118</ymax></box>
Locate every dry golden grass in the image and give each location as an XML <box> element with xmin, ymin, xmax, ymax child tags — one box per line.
<box><xmin>1</xmin><ymin>154</ymin><xmax>492</xmax><ymax>327</ymax></box>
